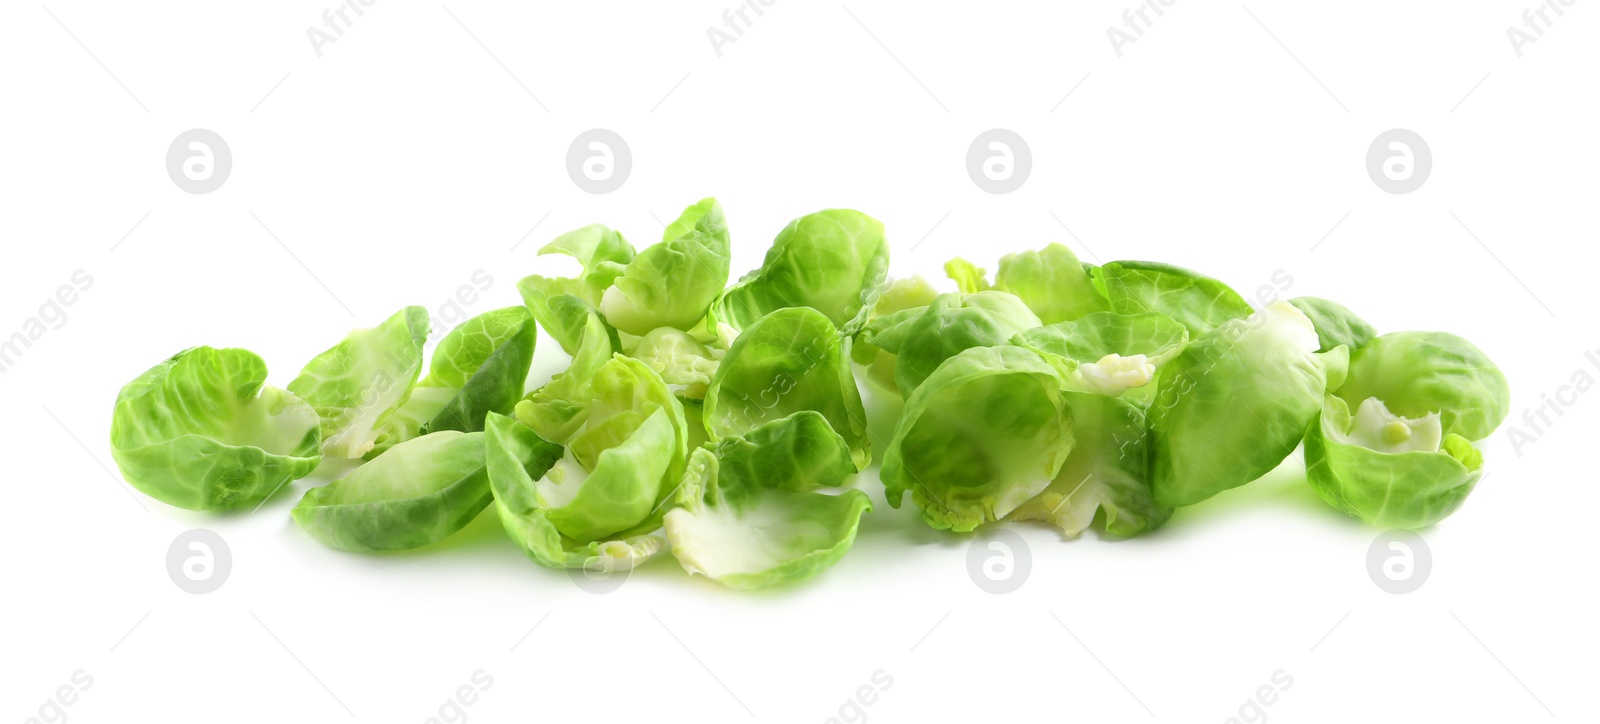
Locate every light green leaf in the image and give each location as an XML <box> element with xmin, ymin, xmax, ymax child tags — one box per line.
<box><xmin>1010</xmin><ymin>393</ymin><xmax>1171</xmax><ymax>538</ymax></box>
<box><xmin>600</xmin><ymin>198</ymin><xmax>731</xmax><ymax>335</ymax></box>
<box><xmin>1012</xmin><ymin>311</ymin><xmax>1189</xmax><ymax>397</ymax></box>
<box><xmin>1288</xmin><ymin>296</ymin><xmax>1377</xmax><ymax>354</ymax></box>
<box><xmin>493</xmin><ymin>333</ymin><xmax>689</xmax><ymax>569</ymax></box>
<box><xmin>539</xmin><ymin>407</ymin><xmax>678</xmax><ymax>541</ymax></box>
<box><xmin>1305</xmin><ymin>396</ymin><xmax>1483</xmax><ymax>529</ymax></box>
<box><xmin>366</xmin><ymin>386</ymin><xmax>454</xmax><ymax>458</ymax></box>
<box><xmin>422</xmin><ymin>313</ymin><xmax>536</xmax><ymax>433</ymax></box>
<box><xmin>665</xmin><ymin>412</ymin><xmax>871</xmax><ymax>589</ymax></box>
<box><xmin>423</xmin><ymin>306</ymin><xmax>534</xmax><ymax>389</ymax></box>
<box><xmin>703</xmin><ymin>307</ymin><xmax>870</xmax><ymax>469</ymax></box>
<box><xmin>631</xmin><ymin>327</ymin><xmax>722</xmax><ymax>394</ymax></box>
<box><xmin>661</xmin><ymin>196</ymin><xmax>729</xmax><ymax>247</ymax></box>
<box><xmin>514</xmin><ymin>311</ymin><xmax>621</xmax><ymax>444</ymax></box>
<box><xmin>541</xmin><ymin>223</ymin><xmax>637</xmax><ymax>274</ymax></box>
<box><xmin>993</xmin><ymin>243</ymin><xmax>1110</xmax><ymax>324</ymax></box>
<box><xmin>883</xmin><ymin>345</ymin><xmax>1074</xmax><ymax>532</ymax></box>
<box><xmin>1334</xmin><ymin>331</ymin><xmax>1509</xmax><ymax>441</ymax></box>
<box><xmin>517</xmin><ymin>224</ymin><xmax>634</xmax><ymax>354</ymax></box>
<box><xmin>366</xmin><ymin>307</ymin><xmax>536</xmax><ymax>456</ymax></box>
<box><xmin>850</xmin><ymin>275</ymin><xmax>941</xmax><ymax>395</ymax></box>
<box><xmin>110</xmin><ymin>347</ymin><xmax>321</xmax><ymax>511</ymax></box>
<box><xmin>484</xmin><ymin>412</ymin><xmax>668</xmax><ymax>571</ymax></box>
<box><xmin>1149</xmin><ymin>302</ymin><xmax>1327</xmax><ymax>507</ymax></box>
<box><xmin>1097</xmin><ymin>261</ymin><xmax>1253</xmax><ymax>337</ymax></box>
<box><xmin>711</xmin><ymin>209</ymin><xmax>889</xmax><ymax>335</ymax></box>
<box><xmin>288</xmin><ymin>307</ymin><xmax>431</xmax><ymax>458</ymax></box>
<box><xmin>871</xmin><ymin>291</ymin><xmax>1043</xmax><ymax>397</ymax></box>
<box><xmin>292</xmin><ymin>431</ymin><xmax>491</xmax><ymax>551</ymax></box>
<box><xmin>944</xmin><ymin>258</ymin><xmax>991</xmax><ymax>294</ymax></box>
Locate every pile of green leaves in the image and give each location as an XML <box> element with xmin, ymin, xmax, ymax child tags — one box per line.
<box><xmin>109</xmin><ymin>199</ymin><xmax>1509</xmax><ymax>590</ymax></box>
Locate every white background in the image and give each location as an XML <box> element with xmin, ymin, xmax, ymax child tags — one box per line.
<box><xmin>2</xmin><ymin>2</ymin><xmax>1595</xmax><ymax>723</ymax></box>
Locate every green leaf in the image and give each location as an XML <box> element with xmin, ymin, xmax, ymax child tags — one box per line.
<box><xmin>1012</xmin><ymin>311</ymin><xmax>1189</xmax><ymax>397</ymax></box>
<box><xmin>366</xmin><ymin>307</ymin><xmax>537</xmax><ymax>456</ymax></box>
<box><xmin>292</xmin><ymin>431</ymin><xmax>492</xmax><ymax>551</ymax></box>
<box><xmin>665</xmin><ymin>412</ymin><xmax>871</xmax><ymax>589</ymax></box>
<box><xmin>1305</xmin><ymin>396</ymin><xmax>1483</xmax><ymax>529</ymax></box>
<box><xmin>661</xmin><ymin>196</ymin><xmax>729</xmax><ymax>247</ymax></box>
<box><xmin>422</xmin><ymin>311</ymin><xmax>536</xmax><ymax>435</ymax></box>
<box><xmin>287</xmin><ymin>307</ymin><xmax>431</xmax><ymax>458</ymax></box>
<box><xmin>600</xmin><ymin>198</ymin><xmax>731</xmax><ymax>335</ymax></box>
<box><xmin>422</xmin><ymin>306</ymin><xmax>535</xmax><ymax>389</ymax></box>
<box><xmin>703</xmin><ymin>307</ymin><xmax>871</xmax><ymax>469</ymax></box>
<box><xmin>850</xmin><ymin>275</ymin><xmax>940</xmax><ymax>360</ymax></box>
<box><xmin>1335</xmin><ymin>331</ymin><xmax>1509</xmax><ymax>441</ymax></box>
<box><xmin>494</xmin><ymin>333</ymin><xmax>689</xmax><ymax>569</ymax></box>
<box><xmin>871</xmin><ymin>291</ymin><xmax>1042</xmax><ymax>397</ymax></box>
<box><xmin>1010</xmin><ymin>393</ymin><xmax>1171</xmax><ymax>538</ymax></box>
<box><xmin>711</xmin><ymin>209</ymin><xmax>889</xmax><ymax>335</ymax></box>
<box><xmin>110</xmin><ymin>347</ymin><xmax>321</xmax><ymax>511</ymax></box>
<box><xmin>1149</xmin><ymin>302</ymin><xmax>1327</xmax><ymax>507</ymax></box>
<box><xmin>630</xmin><ymin>327</ymin><xmax>722</xmax><ymax>393</ymax></box>
<box><xmin>484</xmin><ymin>412</ymin><xmax>668</xmax><ymax>571</ymax></box>
<box><xmin>518</xmin><ymin>310</ymin><xmax>681</xmax><ymax>445</ymax></box>
<box><xmin>540</xmin><ymin>408</ymin><xmax>678</xmax><ymax>541</ymax></box>
<box><xmin>1097</xmin><ymin>261</ymin><xmax>1253</xmax><ymax>337</ymax></box>
<box><xmin>883</xmin><ymin>345</ymin><xmax>1074</xmax><ymax>532</ymax></box>
<box><xmin>541</xmin><ymin>223</ymin><xmax>637</xmax><ymax>274</ymax></box>
<box><xmin>849</xmin><ymin>275</ymin><xmax>941</xmax><ymax>396</ymax></box>
<box><xmin>365</xmin><ymin>387</ymin><xmax>454</xmax><ymax>459</ymax></box>
<box><xmin>943</xmin><ymin>258</ymin><xmax>991</xmax><ymax>294</ymax></box>
<box><xmin>517</xmin><ymin>224</ymin><xmax>634</xmax><ymax>354</ymax></box>
<box><xmin>992</xmin><ymin>243</ymin><xmax>1109</xmax><ymax>324</ymax></box>
<box><xmin>1288</xmin><ymin>296</ymin><xmax>1378</xmax><ymax>354</ymax></box>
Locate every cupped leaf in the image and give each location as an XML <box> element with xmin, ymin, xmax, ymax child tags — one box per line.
<box><xmin>661</xmin><ymin>197</ymin><xmax>730</xmax><ymax>249</ymax></box>
<box><xmin>367</xmin><ymin>307</ymin><xmax>536</xmax><ymax>456</ymax></box>
<box><xmin>665</xmin><ymin>412</ymin><xmax>871</xmax><ymax>590</ymax></box>
<box><xmin>513</xmin><ymin>311</ymin><xmax>625</xmax><ymax>444</ymax></box>
<box><xmin>110</xmin><ymin>347</ymin><xmax>321</xmax><ymax>511</ymax></box>
<box><xmin>600</xmin><ymin>198</ymin><xmax>731</xmax><ymax>335</ymax></box>
<box><xmin>494</xmin><ymin>331</ymin><xmax>689</xmax><ymax>569</ymax></box>
<box><xmin>421</xmin><ymin>311</ymin><xmax>536</xmax><ymax>435</ymax></box>
<box><xmin>703</xmin><ymin>307</ymin><xmax>870</xmax><ymax>469</ymax></box>
<box><xmin>711</xmin><ymin>209</ymin><xmax>889</xmax><ymax>335</ymax></box>
<box><xmin>1149</xmin><ymin>302</ymin><xmax>1328</xmax><ymax>507</ymax></box>
<box><xmin>484</xmin><ymin>412</ymin><xmax>667</xmax><ymax>571</ymax></box>
<box><xmin>292</xmin><ymin>431</ymin><xmax>492</xmax><ymax>551</ymax></box>
<box><xmin>1335</xmin><ymin>331</ymin><xmax>1509</xmax><ymax>441</ymax></box>
<box><xmin>992</xmin><ymin>243</ymin><xmax>1110</xmax><ymax>324</ymax></box>
<box><xmin>288</xmin><ymin>307</ymin><xmax>430</xmax><ymax>458</ymax></box>
<box><xmin>1013</xmin><ymin>311</ymin><xmax>1189</xmax><ymax>397</ymax></box>
<box><xmin>540</xmin><ymin>407</ymin><xmax>678</xmax><ymax>541</ymax></box>
<box><xmin>519</xmin><ymin>317</ymin><xmax>686</xmax><ymax>456</ymax></box>
<box><xmin>422</xmin><ymin>306</ymin><xmax>535</xmax><ymax>389</ymax></box>
<box><xmin>1010</xmin><ymin>392</ymin><xmax>1171</xmax><ymax>538</ymax></box>
<box><xmin>872</xmin><ymin>291</ymin><xmax>1043</xmax><ymax>397</ymax></box>
<box><xmin>517</xmin><ymin>224</ymin><xmax>634</xmax><ymax>354</ymax></box>
<box><xmin>1305</xmin><ymin>396</ymin><xmax>1483</xmax><ymax>529</ymax></box>
<box><xmin>883</xmin><ymin>345</ymin><xmax>1074</xmax><ymax>532</ymax></box>
<box><xmin>702</xmin><ymin>409</ymin><xmax>857</xmax><ymax>492</ymax></box>
<box><xmin>1097</xmin><ymin>261</ymin><xmax>1253</xmax><ymax>337</ymax></box>
<box><xmin>541</xmin><ymin>223</ymin><xmax>637</xmax><ymax>275</ymax></box>
<box><xmin>1288</xmin><ymin>296</ymin><xmax>1377</xmax><ymax>354</ymax></box>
